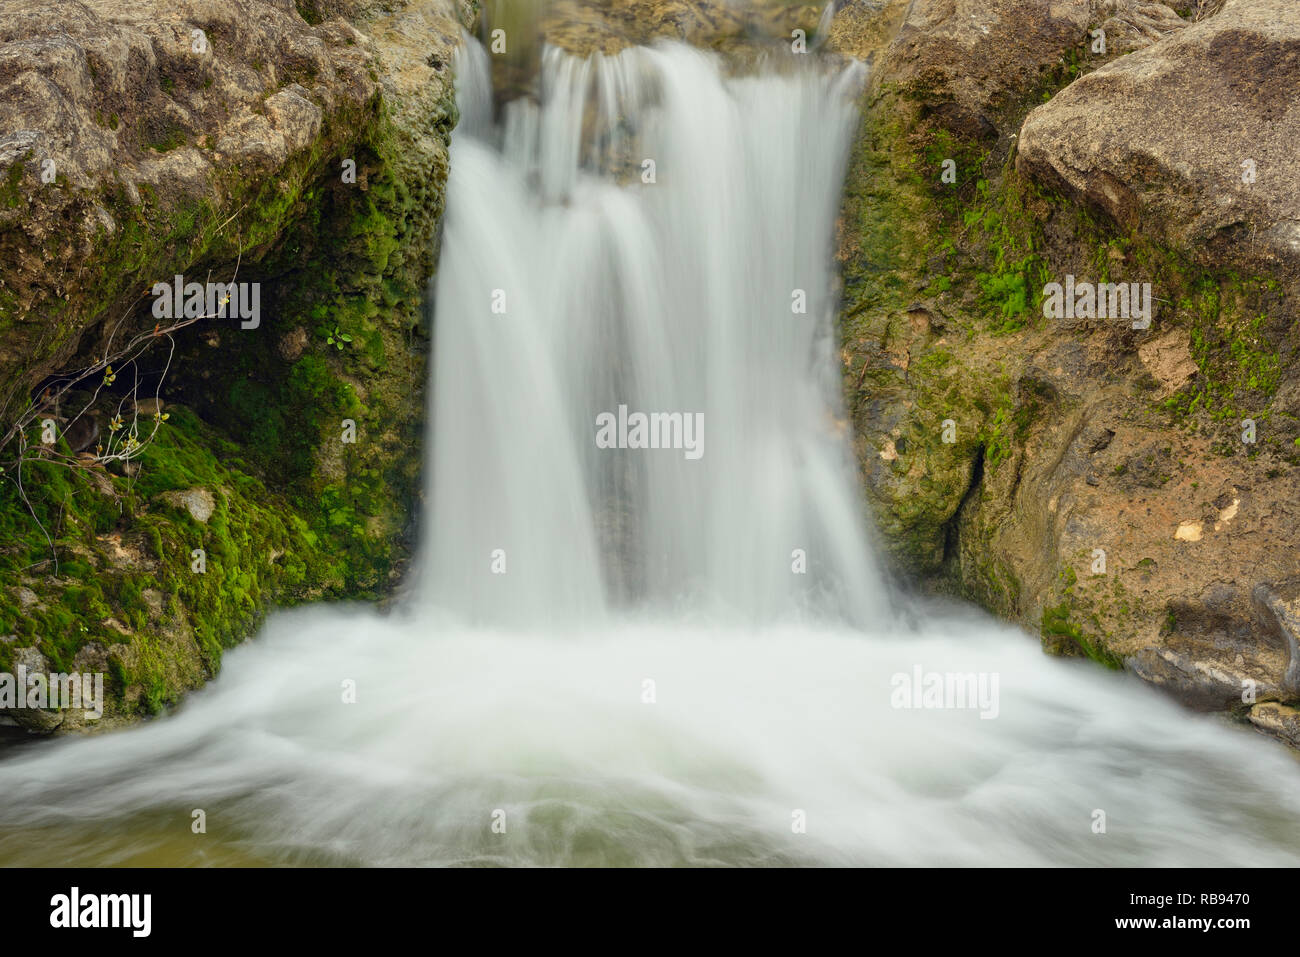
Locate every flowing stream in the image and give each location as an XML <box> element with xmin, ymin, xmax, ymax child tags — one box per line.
<box><xmin>1</xmin><ymin>38</ymin><xmax>1298</xmax><ymax>867</ymax></box>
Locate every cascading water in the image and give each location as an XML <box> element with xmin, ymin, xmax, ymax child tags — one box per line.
<box><xmin>1</xmin><ymin>37</ymin><xmax>1299</xmax><ymax>867</ymax></box>
<box><xmin>425</xmin><ymin>40</ymin><xmax>878</xmax><ymax>626</ymax></box>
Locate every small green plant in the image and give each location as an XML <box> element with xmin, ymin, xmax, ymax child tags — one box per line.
<box><xmin>983</xmin><ymin>405</ymin><xmax>1013</xmax><ymax>469</ymax></box>
<box><xmin>326</xmin><ymin>327</ymin><xmax>353</xmax><ymax>350</ymax></box>
<box><xmin>978</xmin><ymin>266</ymin><xmax>1029</xmax><ymax>327</ymax></box>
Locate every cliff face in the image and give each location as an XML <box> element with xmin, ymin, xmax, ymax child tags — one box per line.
<box><xmin>831</xmin><ymin>0</ymin><xmax>1300</xmax><ymax>745</ymax></box>
<box><xmin>5</xmin><ymin>0</ymin><xmax>1296</xmax><ymax>747</ymax></box>
<box><xmin>0</xmin><ymin>0</ymin><xmax>467</xmax><ymax>729</ymax></box>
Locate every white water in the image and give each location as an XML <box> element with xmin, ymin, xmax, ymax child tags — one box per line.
<box><xmin>1</xmin><ymin>39</ymin><xmax>1298</xmax><ymax>867</ymax></box>
<box><xmin>427</xmin><ymin>40</ymin><xmax>878</xmax><ymax>627</ymax></box>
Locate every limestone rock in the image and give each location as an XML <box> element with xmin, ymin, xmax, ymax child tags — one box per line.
<box><xmin>1017</xmin><ymin>0</ymin><xmax>1300</xmax><ymax>280</ymax></box>
<box><xmin>6</xmin><ymin>646</ymin><xmax>65</xmax><ymax>733</ymax></box>
<box><xmin>0</xmin><ymin>0</ymin><xmax>378</xmax><ymax>414</ymax></box>
<box><xmin>160</xmin><ymin>486</ymin><xmax>216</xmax><ymax>523</ymax></box>
<box><xmin>1091</xmin><ymin>0</ymin><xmax>1188</xmax><ymax>56</ymax></box>
<box><xmin>1251</xmin><ymin>581</ymin><xmax>1300</xmax><ymax>696</ymax></box>
<box><xmin>879</xmin><ymin>0</ymin><xmax>1092</xmax><ymax>138</ymax></box>
<box><xmin>0</xmin><ymin>1</ymin><xmax>464</xmax><ymax>731</ymax></box>
<box><xmin>1248</xmin><ymin>701</ymin><xmax>1300</xmax><ymax>749</ymax></box>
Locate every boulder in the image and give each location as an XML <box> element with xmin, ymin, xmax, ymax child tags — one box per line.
<box><xmin>1252</xmin><ymin>581</ymin><xmax>1300</xmax><ymax>696</ymax></box>
<box><xmin>5</xmin><ymin>646</ymin><xmax>65</xmax><ymax>733</ymax></box>
<box><xmin>1017</xmin><ymin>0</ymin><xmax>1300</xmax><ymax>280</ymax></box>
<box><xmin>1249</xmin><ymin>701</ymin><xmax>1300</xmax><ymax>749</ymax></box>
<box><xmin>0</xmin><ymin>0</ymin><xmax>377</xmax><ymax>415</ymax></box>
<box><xmin>878</xmin><ymin>0</ymin><xmax>1093</xmax><ymax>138</ymax></box>
<box><xmin>1091</xmin><ymin>0</ymin><xmax>1187</xmax><ymax>55</ymax></box>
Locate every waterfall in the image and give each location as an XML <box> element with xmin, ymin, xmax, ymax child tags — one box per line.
<box><xmin>0</xmin><ymin>38</ymin><xmax>1298</xmax><ymax>867</ymax></box>
<box><xmin>423</xmin><ymin>40</ymin><xmax>880</xmax><ymax>627</ymax></box>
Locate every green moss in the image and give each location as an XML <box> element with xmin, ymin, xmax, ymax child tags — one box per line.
<box><xmin>2</xmin><ymin>161</ymin><xmax>25</xmax><ymax>209</ymax></box>
<box><xmin>0</xmin><ymin>401</ymin><xmax>344</xmax><ymax>697</ymax></box>
<box><xmin>0</xmin><ymin>72</ymin><xmax>459</xmax><ymax>720</ymax></box>
<box><xmin>148</xmin><ymin>125</ymin><xmax>186</xmax><ymax>153</ymax></box>
<box><xmin>295</xmin><ymin>1</ymin><xmax>325</xmax><ymax>25</ymax></box>
<box><xmin>1041</xmin><ymin>601</ymin><xmax>1124</xmax><ymax>670</ymax></box>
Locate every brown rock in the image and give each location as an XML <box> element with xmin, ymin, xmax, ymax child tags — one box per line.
<box><xmin>877</xmin><ymin>0</ymin><xmax>1092</xmax><ymax>138</ymax></box>
<box><xmin>0</xmin><ymin>0</ymin><xmax>378</xmax><ymax>416</ymax></box>
<box><xmin>1248</xmin><ymin>701</ymin><xmax>1300</xmax><ymax>748</ymax></box>
<box><xmin>1137</xmin><ymin>328</ymin><xmax>1198</xmax><ymax>399</ymax></box>
<box><xmin>1252</xmin><ymin>582</ymin><xmax>1300</xmax><ymax>696</ymax></box>
<box><xmin>1017</xmin><ymin>0</ymin><xmax>1300</xmax><ymax>280</ymax></box>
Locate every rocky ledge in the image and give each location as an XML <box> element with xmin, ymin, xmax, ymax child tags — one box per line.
<box><xmin>0</xmin><ymin>0</ymin><xmax>469</xmax><ymax>729</ymax></box>
<box><xmin>830</xmin><ymin>0</ymin><xmax>1300</xmax><ymax>746</ymax></box>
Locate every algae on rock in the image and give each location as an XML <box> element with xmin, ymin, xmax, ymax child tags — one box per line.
<box><xmin>0</xmin><ymin>0</ymin><xmax>466</xmax><ymax>730</ymax></box>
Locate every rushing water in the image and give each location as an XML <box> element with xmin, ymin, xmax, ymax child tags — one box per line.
<box><xmin>1</xmin><ymin>38</ymin><xmax>1298</xmax><ymax>867</ymax></box>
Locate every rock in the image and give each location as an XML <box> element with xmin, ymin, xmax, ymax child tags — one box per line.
<box><xmin>1251</xmin><ymin>582</ymin><xmax>1300</xmax><ymax>696</ymax></box>
<box><xmin>0</xmin><ymin>0</ymin><xmax>378</xmax><ymax>414</ymax></box>
<box><xmin>1092</xmin><ymin>0</ymin><xmax>1188</xmax><ymax>56</ymax></box>
<box><xmin>0</xmin><ymin>1</ymin><xmax>464</xmax><ymax>732</ymax></box>
<box><xmin>160</xmin><ymin>486</ymin><xmax>216</xmax><ymax>523</ymax></box>
<box><xmin>833</xmin><ymin>0</ymin><xmax>1300</xmax><ymax>752</ymax></box>
<box><xmin>63</xmin><ymin>414</ymin><xmax>99</xmax><ymax>452</ymax></box>
<box><xmin>1128</xmin><ymin>646</ymin><xmax>1236</xmax><ymax>710</ymax></box>
<box><xmin>277</xmin><ymin>325</ymin><xmax>309</xmax><ymax>361</ymax></box>
<box><xmin>6</xmin><ymin>646</ymin><xmax>65</xmax><ymax>733</ymax></box>
<box><xmin>1120</xmin><ymin>442</ymin><xmax>1174</xmax><ymax>490</ymax></box>
<box><xmin>1137</xmin><ymin>328</ymin><xmax>1198</xmax><ymax>399</ymax></box>
<box><xmin>1128</xmin><ymin>635</ymin><xmax>1285</xmax><ymax>712</ymax></box>
<box><xmin>825</xmin><ymin>0</ymin><xmax>900</xmax><ymax>59</ymax></box>
<box><xmin>1084</xmin><ymin>426</ymin><xmax>1115</xmax><ymax>453</ymax></box>
<box><xmin>1248</xmin><ymin>701</ymin><xmax>1300</xmax><ymax>748</ymax></box>
<box><xmin>533</xmin><ymin>0</ymin><xmax>828</xmax><ymax>56</ymax></box>
<box><xmin>1016</xmin><ymin>0</ymin><xmax>1300</xmax><ymax>280</ymax></box>
<box><xmin>877</xmin><ymin>0</ymin><xmax>1091</xmax><ymax>138</ymax></box>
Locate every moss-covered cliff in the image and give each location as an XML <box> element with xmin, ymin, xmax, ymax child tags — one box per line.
<box><xmin>0</xmin><ymin>0</ymin><xmax>468</xmax><ymax>729</ymax></box>
<box><xmin>831</xmin><ymin>0</ymin><xmax>1300</xmax><ymax>745</ymax></box>
<box><xmin>5</xmin><ymin>0</ymin><xmax>1297</xmax><ymax>752</ymax></box>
